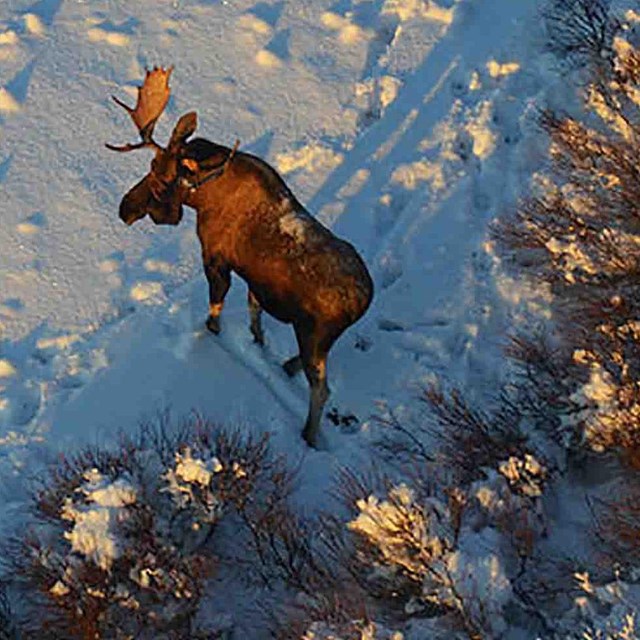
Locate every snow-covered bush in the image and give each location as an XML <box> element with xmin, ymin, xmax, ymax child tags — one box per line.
<box><xmin>6</xmin><ymin>417</ymin><xmax>293</xmax><ymax>639</ymax></box>
<box><xmin>320</xmin><ymin>478</ymin><xmax>514</xmax><ymax>639</ymax></box>
<box><xmin>347</xmin><ymin>483</ymin><xmax>456</xmax><ymax>594</ymax></box>
<box><xmin>376</xmin><ymin>384</ymin><xmax>542</xmax><ymax>487</ymax></box>
<box><xmin>493</xmin><ymin>5</ymin><xmax>640</xmax><ymax>466</ymax></box>
<box><xmin>558</xmin><ymin>570</ymin><xmax>640</xmax><ymax>639</ymax></box>
<box><xmin>421</xmin><ymin>385</ymin><xmax>534</xmax><ymax>485</ymax></box>
<box><xmin>18</xmin><ymin>463</ymin><xmax>209</xmax><ymax>638</ymax></box>
<box><xmin>354</xmin><ymin>379</ymin><xmax>555</xmax><ymax>636</ymax></box>
<box><xmin>301</xmin><ymin>620</ymin><xmax>404</xmax><ymax>640</ymax></box>
<box><xmin>276</xmin><ymin>591</ymin><xmax>378</xmax><ymax>640</ymax></box>
<box><xmin>592</xmin><ymin>479</ymin><xmax>640</xmax><ymax>569</ymax></box>
<box><xmin>378</xmin><ymin>384</ymin><xmax>550</xmax><ymax>555</ymax></box>
<box><xmin>468</xmin><ymin>462</ymin><xmax>548</xmax><ymax>562</ymax></box>
<box><xmin>157</xmin><ymin>424</ymin><xmax>292</xmax><ymax>551</ymax></box>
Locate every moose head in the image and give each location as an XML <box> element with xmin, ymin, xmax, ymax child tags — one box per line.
<box><xmin>106</xmin><ymin>66</ymin><xmax>198</xmax><ymax>226</ymax></box>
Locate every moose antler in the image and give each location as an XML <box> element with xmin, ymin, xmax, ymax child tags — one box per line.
<box><xmin>106</xmin><ymin>66</ymin><xmax>173</xmax><ymax>153</ymax></box>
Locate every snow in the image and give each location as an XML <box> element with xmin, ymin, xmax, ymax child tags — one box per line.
<box><xmin>445</xmin><ymin>550</ymin><xmax>512</xmax><ymax>637</ymax></box>
<box><xmin>60</xmin><ymin>469</ymin><xmax>137</xmax><ymax>572</ymax></box>
<box><xmin>162</xmin><ymin>446</ymin><xmax>223</xmax><ymax>520</ymax></box>
<box><xmin>279</xmin><ymin>210</ymin><xmax>308</xmax><ymax>243</ymax></box>
<box><xmin>275</xmin><ymin>143</ymin><xmax>344</xmax><ymax>177</ymax></box>
<box><xmin>497</xmin><ymin>453</ymin><xmax>547</xmax><ymax>498</ymax></box>
<box><xmin>1</xmin><ymin>0</ymin><xmax>628</xmax><ymax>635</ymax></box>
<box><xmin>348</xmin><ymin>484</ymin><xmax>453</xmax><ymax>575</ymax></box>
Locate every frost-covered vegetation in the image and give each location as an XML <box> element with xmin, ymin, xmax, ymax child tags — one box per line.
<box><xmin>2</xmin><ymin>418</ymin><xmax>293</xmax><ymax>639</ymax></box>
<box><xmin>496</xmin><ymin>0</ymin><xmax>640</xmax><ymax>467</ymax></box>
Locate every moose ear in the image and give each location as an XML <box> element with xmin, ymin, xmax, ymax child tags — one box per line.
<box><xmin>168</xmin><ymin>111</ymin><xmax>197</xmax><ymax>150</ymax></box>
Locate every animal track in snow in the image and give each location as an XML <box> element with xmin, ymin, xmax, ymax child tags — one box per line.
<box><xmin>355</xmin><ymin>74</ymin><xmax>403</xmax><ymax>130</ymax></box>
<box><xmin>248</xmin><ymin>1</ymin><xmax>284</xmax><ymax>28</ymax></box>
<box><xmin>16</xmin><ymin>211</ymin><xmax>47</xmax><ymax>235</ymax></box>
<box><xmin>86</xmin><ymin>17</ymin><xmax>138</xmax><ymax>47</ymax></box>
<box><xmin>1</xmin><ymin>58</ymin><xmax>36</xmax><ymax>115</ymax></box>
<box><xmin>237</xmin><ymin>3</ymin><xmax>289</xmax><ymax>69</ymax></box>
<box><xmin>2</xmin><ymin>381</ymin><xmax>40</xmax><ymax>426</ymax></box>
<box><xmin>374</xmin><ymin>191</ymin><xmax>408</xmax><ymax>250</ymax></box>
<box><xmin>0</xmin><ymin>299</ymin><xmax>24</xmax><ymax>319</ymax></box>
<box><xmin>321</xmin><ymin>10</ymin><xmax>373</xmax><ymax>46</ymax></box>
<box><xmin>275</xmin><ymin>142</ymin><xmax>344</xmax><ymax>177</ymax></box>
<box><xmin>24</xmin><ymin>0</ymin><xmax>63</xmax><ymax>28</ymax></box>
<box><xmin>0</xmin><ymin>1</ymin><xmax>62</xmax><ymax>120</ymax></box>
<box><xmin>23</xmin><ymin>13</ymin><xmax>45</xmax><ymax>36</ymax></box>
<box><xmin>0</xmin><ymin>326</ymin><xmax>111</xmax><ymax>440</ymax></box>
<box><xmin>0</xmin><ymin>87</ymin><xmax>20</xmax><ymax>114</ymax></box>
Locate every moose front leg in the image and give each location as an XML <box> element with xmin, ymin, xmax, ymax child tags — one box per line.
<box><xmin>247</xmin><ymin>290</ymin><xmax>265</xmax><ymax>345</ymax></box>
<box><xmin>203</xmin><ymin>257</ymin><xmax>231</xmax><ymax>334</ymax></box>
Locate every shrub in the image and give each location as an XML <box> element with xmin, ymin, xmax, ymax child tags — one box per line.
<box><xmin>543</xmin><ymin>0</ymin><xmax>622</xmax><ymax>68</ymax></box>
<box><xmin>590</xmin><ymin>478</ymin><xmax>640</xmax><ymax>569</ymax></box>
<box><xmin>5</xmin><ymin>417</ymin><xmax>293</xmax><ymax>639</ymax></box>
<box><xmin>310</xmin><ymin>464</ymin><xmax>538</xmax><ymax>640</ymax></box>
<box><xmin>559</xmin><ymin>570</ymin><xmax>639</xmax><ymax>639</ymax></box>
<box><xmin>300</xmin><ymin>619</ymin><xmax>404</xmax><ymax>640</ymax></box>
<box><xmin>493</xmin><ymin>5</ymin><xmax>640</xmax><ymax>466</ymax></box>
<box><xmin>0</xmin><ymin>587</ymin><xmax>18</xmax><ymax>640</ymax></box>
<box><xmin>276</xmin><ymin>592</ymin><xmax>369</xmax><ymax>640</ymax></box>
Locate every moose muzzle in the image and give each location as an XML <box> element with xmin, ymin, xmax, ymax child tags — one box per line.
<box><xmin>119</xmin><ymin>174</ymin><xmax>183</xmax><ymax>226</ymax></box>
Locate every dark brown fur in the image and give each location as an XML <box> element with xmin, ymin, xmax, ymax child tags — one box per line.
<box><xmin>118</xmin><ymin>122</ymin><xmax>373</xmax><ymax>447</ymax></box>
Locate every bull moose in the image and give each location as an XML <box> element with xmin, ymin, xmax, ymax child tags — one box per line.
<box><xmin>107</xmin><ymin>67</ymin><xmax>373</xmax><ymax>448</ymax></box>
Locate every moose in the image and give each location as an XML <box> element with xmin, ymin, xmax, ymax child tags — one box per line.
<box><xmin>107</xmin><ymin>67</ymin><xmax>373</xmax><ymax>448</ymax></box>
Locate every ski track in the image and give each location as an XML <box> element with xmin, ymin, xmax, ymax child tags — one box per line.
<box><xmin>0</xmin><ymin>0</ymin><xmax>543</xmax><ymax>520</ymax></box>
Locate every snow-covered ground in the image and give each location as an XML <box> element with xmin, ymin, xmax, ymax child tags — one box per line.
<box><xmin>0</xmin><ymin>0</ymin><xmax>543</xmax><ymax>475</ymax></box>
<box><xmin>0</xmin><ymin>0</ymin><xmax>581</xmax><ymax>634</ymax></box>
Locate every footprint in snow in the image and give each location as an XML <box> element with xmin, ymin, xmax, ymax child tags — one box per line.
<box><xmin>373</xmin><ymin>188</ymin><xmax>410</xmax><ymax>239</ymax></box>
<box><xmin>0</xmin><ymin>298</ymin><xmax>24</xmax><ymax>319</ymax></box>
<box><xmin>86</xmin><ymin>17</ymin><xmax>138</xmax><ymax>48</ymax></box>
<box><xmin>377</xmin><ymin>250</ymin><xmax>403</xmax><ymax>290</ymax></box>
<box><xmin>16</xmin><ymin>211</ymin><xmax>47</xmax><ymax>236</ymax></box>
<box><xmin>0</xmin><ymin>379</ymin><xmax>40</xmax><ymax>427</ymax></box>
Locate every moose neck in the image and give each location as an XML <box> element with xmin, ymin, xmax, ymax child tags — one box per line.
<box><xmin>181</xmin><ymin>139</ymin><xmax>238</xmax><ymax>210</ymax></box>
<box><xmin>182</xmin><ymin>141</ymin><xmax>304</xmax><ymax>225</ymax></box>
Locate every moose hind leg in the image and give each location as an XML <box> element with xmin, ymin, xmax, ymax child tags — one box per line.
<box><xmin>294</xmin><ymin>323</ymin><xmax>331</xmax><ymax>447</ymax></box>
<box><xmin>301</xmin><ymin>357</ymin><xmax>329</xmax><ymax>448</ymax></box>
<box><xmin>204</xmin><ymin>258</ymin><xmax>231</xmax><ymax>334</ymax></box>
<box><xmin>247</xmin><ymin>290</ymin><xmax>265</xmax><ymax>345</ymax></box>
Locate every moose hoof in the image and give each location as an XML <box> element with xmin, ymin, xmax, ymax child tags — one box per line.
<box><xmin>302</xmin><ymin>422</ymin><xmax>320</xmax><ymax>449</ymax></box>
<box><xmin>302</xmin><ymin>431</ymin><xmax>318</xmax><ymax>449</ymax></box>
<box><xmin>282</xmin><ymin>356</ymin><xmax>302</xmax><ymax>378</ymax></box>
<box><xmin>205</xmin><ymin>316</ymin><xmax>221</xmax><ymax>334</ymax></box>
